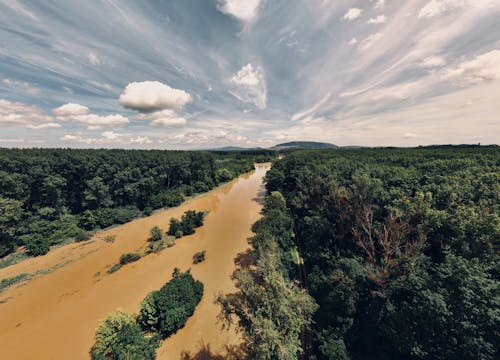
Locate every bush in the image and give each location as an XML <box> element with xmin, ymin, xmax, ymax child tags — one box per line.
<box><xmin>150</xmin><ymin>226</ymin><xmax>163</xmax><ymax>242</ymax></box>
<box><xmin>193</xmin><ymin>250</ymin><xmax>206</xmax><ymax>264</ymax></box>
<box><xmin>24</xmin><ymin>235</ymin><xmax>50</xmax><ymax>256</ymax></box>
<box><xmin>119</xmin><ymin>252</ymin><xmax>141</xmax><ymax>265</ymax></box>
<box><xmin>165</xmin><ymin>236</ymin><xmax>175</xmax><ymax>248</ymax></box>
<box><xmin>75</xmin><ymin>229</ymin><xmax>92</xmax><ymax>242</ymax></box>
<box><xmin>107</xmin><ymin>263</ymin><xmax>122</xmax><ymax>274</ymax></box>
<box><xmin>138</xmin><ymin>269</ymin><xmax>203</xmax><ymax>338</ymax></box>
<box><xmin>103</xmin><ymin>235</ymin><xmax>116</xmax><ymax>243</ymax></box>
<box><xmin>167</xmin><ymin>218</ymin><xmax>183</xmax><ymax>237</ymax></box>
<box><xmin>91</xmin><ymin>309</ymin><xmax>157</xmax><ymax>360</ymax></box>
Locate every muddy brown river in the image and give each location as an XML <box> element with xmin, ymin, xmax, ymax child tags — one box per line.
<box><xmin>0</xmin><ymin>163</ymin><xmax>270</xmax><ymax>360</ymax></box>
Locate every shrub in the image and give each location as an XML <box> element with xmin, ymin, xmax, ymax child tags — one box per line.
<box><xmin>91</xmin><ymin>309</ymin><xmax>157</xmax><ymax>360</ymax></box>
<box><xmin>107</xmin><ymin>263</ymin><xmax>122</xmax><ymax>274</ymax></box>
<box><xmin>165</xmin><ymin>236</ymin><xmax>175</xmax><ymax>248</ymax></box>
<box><xmin>24</xmin><ymin>235</ymin><xmax>50</xmax><ymax>256</ymax></box>
<box><xmin>138</xmin><ymin>269</ymin><xmax>203</xmax><ymax>338</ymax></box>
<box><xmin>167</xmin><ymin>218</ymin><xmax>183</xmax><ymax>237</ymax></box>
<box><xmin>119</xmin><ymin>252</ymin><xmax>141</xmax><ymax>265</ymax></box>
<box><xmin>103</xmin><ymin>235</ymin><xmax>116</xmax><ymax>243</ymax></box>
<box><xmin>193</xmin><ymin>250</ymin><xmax>206</xmax><ymax>264</ymax></box>
<box><xmin>75</xmin><ymin>229</ymin><xmax>92</xmax><ymax>242</ymax></box>
<box><xmin>150</xmin><ymin>226</ymin><xmax>163</xmax><ymax>242</ymax></box>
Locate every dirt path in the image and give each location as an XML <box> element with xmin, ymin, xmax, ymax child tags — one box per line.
<box><xmin>0</xmin><ymin>164</ymin><xmax>270</xmax><ymax>360</ymax></box>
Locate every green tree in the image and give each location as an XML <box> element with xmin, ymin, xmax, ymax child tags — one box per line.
<box><xmin>150</xmin><ymin>226</ymin><xmax>162</xmax><ymax>242</ymax></box>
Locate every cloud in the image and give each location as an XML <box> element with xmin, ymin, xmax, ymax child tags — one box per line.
<box><xmin>348</xmin><ymin>38</ymin><xmax>358</xmax><ymax>45</ymax></box>
<box><xmin>418</xmin><ymin>0</ymin><xmax>448</xmax><ymax>18</ymax></box>
<box><xmin>149</xmin><ymin>110</ymin><xmax>187</xmax><ymax>126</ymax></box>
<box><xmin>419</xmin><ymin>55</ymin><xmax>447</xmax><ymax>68</ymax></box>
<box><xmin>87</xmin><ymin>52</ymin><xmax>100</xmax><ymax>65</ymax></box>
<box><xmin>343</xmin><ymin>8</ymin><xmax>362</xmax><ymax>22</ymax></box>
<box><xmin>230</xmin><ymin>63</ymin><xmax>267</xmax><ymax>109</ymax></box>
<box><xmin>26</xmin><ymin>123</ymin><xmax>61</xmax><ymax>129</ymax></box>
<box><xmin>54</xmin><ymin>103</ymin><xmax>129</xmax><ymax>127</ymax></box>
<box><xmin>3</xmin><ymin>79</ymin><xmax>40</xmax><ymax>95</ymax></box>
<box><xmin>53</xmin><ymin>103</ymin><xmax>89</xmax><ymax>116</ymax></box>
<box><xmin>119</xmin><ymin>81</ymin><xmax>192</xmax><ymax>112</ymax></box>
<box><xmin>62</xmin><ymin>131</ymin><xmax>152</xmax><ymax>145</ymax></box>
<box><xmin>360</xmin><ymin>32</ymin><xmax>383</xmax><ymax>50</ymax></box>
<box><xmin>0</xmin><ymin>99</ymin><xmax>52</xmax><ymax>126</ymax></box>
<box><xmin>367</xmin><ymin>15</ymin><xmax>387</xmax><ymax>24</ymax></box>
<box><xmin>445</xmin><ymin>50</ymin><xmax>500</xmax><ymax>83</ymax></box>
<box><xmin>372</xmin><ymin>0</ymin><xmax>385</xmax><ymax>9</ymax></box>
<box><xmin>217</xmin><ymin>0</ymin><xmax>261</xmax><ymax>21</ymax></box>
<box><xmin>404</xmin><ymin>132</ymin><xmax>418</xmax><ymax>138</ymax></box>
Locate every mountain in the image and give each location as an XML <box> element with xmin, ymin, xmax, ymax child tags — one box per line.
<box><xmin>208</xmin><ymin>146</ymin><xmax>262</xmax><ymax>151</ymax></box>
<box><xmin>270</xmin><ymin>141</ymin><xmax>338</xmax><ymax>150</ymax></box>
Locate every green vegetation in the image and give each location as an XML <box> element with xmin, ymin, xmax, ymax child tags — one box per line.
<box><xmin>0</xmin><ymin>273</ymin><xmax>31</xmax><ymax>293</ymax></box>
<box><xmin>91</xmin><ymin>310</ymin><xmax>158</xmax><ymax>360</ymax></box>
<box><xmin>149</xmin><ymin>226</ymin><xmax>162</xmax><ymax>242</ymax></box>
<box><xmin>138</xmin><ymin>268</ymin><xmax>203</xmax><ymax>337</ymax></box>
<box><xmin>107</xmin><ymin>263</ymin><xmax>122</xmax><ymax>274</ymax></box>
<box><xmin>262</xmin><ymin>147</ymin><xmax>499</xmax><ymax>360</ymax></box>
<box><xmin>119</xmin><ymin>252</ymin><xmax>141</xmax><ymax>265</ymax></box>
<box><xmin>167</xmin><ymin>210</ymin><xmax>206</xmax><ymax>238</ymax></box>
<box><xmin>92</xmin><ymin>269</ymin><xmax>203</xmax><ymax>359</ymax></box>
<box><xmin>217</xmin><ymin>191</ymin><xmax>318</xmax><ymax>359</ymax></box>
<box><xmin>0</xmin><ymin>148</ymin><xmax>273</xmax><ymax>259</ymax></box>
<box><xmin>192</xmin><ymin>250</ymin><xmax>206</xmax><ymax>264</ymax></box>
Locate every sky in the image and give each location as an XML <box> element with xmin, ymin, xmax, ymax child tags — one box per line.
<box><xmin>0</xmin><ymin>0</ymin><xmax>499</xmax><ymax>149</ymax></box>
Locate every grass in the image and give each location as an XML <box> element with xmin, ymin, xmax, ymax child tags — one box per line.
<box><xmin>0</xmin><ymin>273</ymin><xmax>32</xmax><ymax>293</ymax></box>
<box><xmin>0</xmin><ymin>252</ymin><xmax>29</xmax><ymax>269</ymax></box>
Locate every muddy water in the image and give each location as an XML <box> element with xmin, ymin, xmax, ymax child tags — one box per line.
<box><xmin>0</xmin><ymin>163</ymin><xmax>270</xmax><ymax>360</ymax></box>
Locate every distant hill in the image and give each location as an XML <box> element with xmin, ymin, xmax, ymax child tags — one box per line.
<box><xmin>270</xmin><ymin>141</ymin><xmax>338</xmax><ymax>150</ymax></box>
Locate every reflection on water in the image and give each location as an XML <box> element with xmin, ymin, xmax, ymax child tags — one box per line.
<box><xmin>0</xmin><ymin>163</ymin><xmax>271</xmax><ymax>360</ymax></box>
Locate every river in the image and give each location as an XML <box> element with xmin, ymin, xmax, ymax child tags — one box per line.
<box><xmin>0</xmin><ymin>163</ymin><xmax>270</xmax><ymax>360</ymax></box>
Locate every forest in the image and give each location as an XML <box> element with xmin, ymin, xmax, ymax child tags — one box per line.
<box><xmin>222</xmin><ymin>146</ymin><xmax>499</xmax><ymax>359</ymax></box>
<box><xmin>0</xmin><ymin>148</ymin><xmax>272</xmax><ymax>258</ymax></box>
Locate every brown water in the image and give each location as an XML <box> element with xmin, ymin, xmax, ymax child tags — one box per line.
<box><xmin>0</xmin><ymin>163</ymin><xmax>270</xmax><ymax>360</ymax></box>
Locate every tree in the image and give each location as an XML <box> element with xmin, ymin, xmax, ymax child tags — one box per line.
<box><xmin>168</xmin><ymin>218</ymin><xmax>183</xmax><ymax>238</ymax></box>
<box><xmin>91</xmin><ymin>309</ymin><xmax>157</xmax><ymax>360</ymax></box>
<box><xmin>24</xmin><ymin>234</ymin><xmax>50</xmax><ymax>256</ymax></box>
<box><xmin>150</xmin><ymin>226</ymin><xmax>162</xmax><ymax>242</ymax></box>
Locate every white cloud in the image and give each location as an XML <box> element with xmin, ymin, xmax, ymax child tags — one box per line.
<box><xmin>445</xmin><ymin>50</ymin><xmax>500</xmax><ymax>83</ymax></box>
<box><xmin>26</xmin><ymin>123</ymin><xmax>61</xmax><ymax>129</ymax></box>
<box><xmin>53</xmin><ymin>103</ymin><xmax>89</xmax><ymax>116</ymax></box>
<box><xmin>61</xmin><ymin>132</ymin><xmax>152</xmax><ymax>146</ymax></box>
<box><xmin>148</xmin><ymin>109</ymin><xmax>187</xmax><ymax>126</ymax></box>
<box><xmin>3</xmin><ymin>79</ymin><xmax>40</xmax><ymax>95</ymax></box>
<box><xmin>0</xmin><ymin>99</ymin><xmax>52</xmax><ymax>126</ymax></box>
<box><xmin>87</xmin><ymin>52</ymin><xmax>100</xmax><ymax>65</ymax></box>
<box><xmin>404</xmin><ymin>132</ymin><xmax>418</xmax><ymax>138</ymax></box>
<box><xmin>373</xmin><ymin>0</ymin><xmax>385</xmax><ymax>10</ymax></box>
<box><xmin>360</xmin><ymin>32</ymin><xmax>383</xmax><ymax>50</ymax></box>
<box><xmin>217</xmin><ymin>0</ymin><xmax>261</xmax><ymax>21</ymax></box>
<box><xmin>230</xmin><ymin>63</ymin><xmax>267</xmax><ymax>109</ymax></box>
<box><xmin>367</xmin><ymin>15</ymin><xmax>387</xmax><ymax>24</ymax></box>
<box><xmin>343</xmin><ymin>8</ymin><xmax>362</xmax><ymax>22</ymax></box>
<box><xmin>419</xmin><ymin>55</ymin><xmax>447</xmax><ymax>68</ymax></box>
<box><xmin>349</xmin><ymin>38</ymin><xmax>358</xmax><ymax>45</ymax></box>
<box><xmin>54</xmin><ymin>103</ymin><xmax>129</xmax><ymax>127</ymax></box>
<box><xmin>418</xmin><ymin>0</ymin><xmax>448</xmax><ymax>18</ymax></box>
<box><xmin>119</xmin><ymin>81</ymin><xmax>192</xmax><ymax>112</ymax></box>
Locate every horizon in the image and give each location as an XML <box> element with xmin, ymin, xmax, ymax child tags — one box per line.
<box><xmin>1</xmin><ymin>0</ymin><xmax>500</xmax><ymax>149</ymax></box>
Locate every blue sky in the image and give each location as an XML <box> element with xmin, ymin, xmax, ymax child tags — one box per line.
<box><xmin>0</xmin><ymin>0</ymin><xmax>499</xmax><ymax>148</ymax></box>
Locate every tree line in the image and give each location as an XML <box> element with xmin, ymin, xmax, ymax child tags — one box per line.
<box><xmin>262</xmin><ymin>147</ymin><xmax>499</xmax><ymax>359</ymax></box>
<box><xmin>0</xmin><ymin>148</ymin><xmax>273</xmax><ymax>258</ymax></box>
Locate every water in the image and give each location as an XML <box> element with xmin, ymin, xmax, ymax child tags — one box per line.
<box><xmin>0</xmin><ymin>163</ymin><xmax>270</xmax><ymax>359</ymax></box>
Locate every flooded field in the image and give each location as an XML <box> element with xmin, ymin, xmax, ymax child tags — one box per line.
<box><xmin>0</xmin><ymin>163</ymin><xmax>270</xmax><ymax>360</ymax></box>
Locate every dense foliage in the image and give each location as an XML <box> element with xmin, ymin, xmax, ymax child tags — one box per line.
<box><xmin>264</xmin><ymin>146</ymin><xmax>499</xmax><ymax>360</ymax></box>
<box><xmin>91</xmin><ymin>310</ymin><xmax>158</xmax><ymax>360</ymax></box>
<box><xmin>92</xmin><ymin>269</ymin><xmax>204</xmax><ymax>359</ymax></box>
<box><xmin>0</xmin><ymin>148</ymin><xmax>271</xmax><ymax>258</ymax></box>
<box><xmin>217</xmin><ymin>191</ymin><xmax>318</xmax><ymax>360</ymax></box>
<box><xmin>138</xmin><ymin>268</ymin><xmax>203</xmax><ymax>338</ymax></box>
<box><xmin>167</xmin><ymin>210</ymin><xmax>205</xmax><ymax>238</ymax></box>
